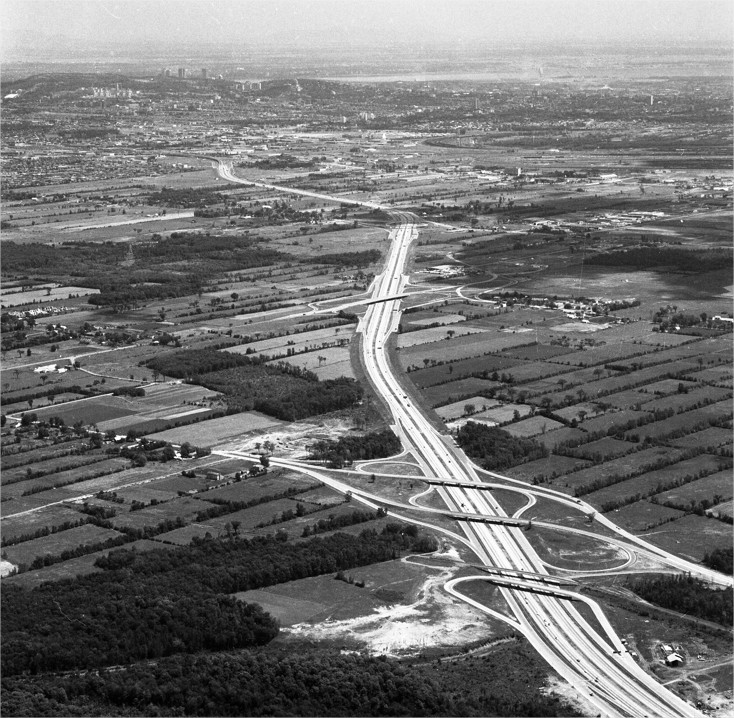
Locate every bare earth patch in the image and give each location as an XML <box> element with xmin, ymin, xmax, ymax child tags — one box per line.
<box><xmin>285</xmin><ymin>560</ymin><xmax>496</xmax><ymax>657</ymax></box>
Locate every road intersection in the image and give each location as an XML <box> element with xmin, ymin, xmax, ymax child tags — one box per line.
<box><xmin>214</xmin><ymin>163</ymin><xmax>730</xmax><ymax>717</ymax></box>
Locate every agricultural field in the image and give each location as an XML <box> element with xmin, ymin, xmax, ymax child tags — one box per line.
<box><xmin>2</xmin><ymin>523</ymin><xmax>125</xmax><ymax>569</ymax></box>
<box><xmin>146</xmin><ymin>411</ymin><xmax>282</xmax><ymax>446</ymax></box>
<box><xmin>605</xmin><ymin>501</ymin><xmax>685</xmax><ymax>532</ymax></box>
<box><xmin>639</xmin><ymin>514</ymin><xmax>733</xmax><ymax>562</ymax></box>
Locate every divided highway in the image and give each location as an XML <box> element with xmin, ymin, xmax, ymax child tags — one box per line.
<box><xmin>216</xmin><ymin>163</ymin><xmax>710</xmax><ymax>717</ymax></box>
<box><xmin>357</xmin><ymin>218</ymin><xmax>705</xmax><ymax>718</ymax></box>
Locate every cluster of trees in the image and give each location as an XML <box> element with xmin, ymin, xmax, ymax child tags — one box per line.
<box><xmin>456</xmin><ymin>422</ymin><xmax>548</xmax><ymax>470</ymax></box>
<box><xmin>3</xmin><ymin>524</ymin><xmax>435</xmax><ymax>676</ymax></box>
<box><xmin>302</xmin><ymin>508</ymin><xmax>387</xmax><ymax>537</ymax></box>
<box><xmin>146</xmin><ymin>187</ymin><xmax>226</xmax><ymax>208</ymax></box>
<box><xmin>626</xmin><ymin>574</ymin><xmax>732</xmax><ymax>626</ymax></box>
<box><xmin>588</xmin><ymin>247</ymin><xmax>732</xmax><ymax>273</ymax></box>
<box><xmin>309</xmin><ymin>429</ymin><xmax>401</xmax><ymax>467</ymax></box>
<box><xmin>0</xmin><ymin>645</ymin><xmax>579</xmax><ymax>717</ymax></box>
<box><xmin>703</xmin><ymin>547</ymin><xmax>733</xmax><ymax>575</ymax></box>
<box><xmin>305</xmin><ymin>249</ymin><xmax>381</xmax><ymax>267</ymax></box>
<box><xmin>144</xmin><ymin>349</ymin><xmax>364</xmax><ymax>422</ymax></box>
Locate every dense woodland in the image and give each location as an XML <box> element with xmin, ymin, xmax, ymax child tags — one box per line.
<box><xmin>144</xmin><ymin>348</ymin><xmax>364</xmax><ymax>421</ymax></box>
<box><xmin>626</xmin><ymin>574</ymin><xmax>732</xmax><ymax>626</ymax></box>
<box><xmin>587</xmin><ymin>246</ymin><xmax>732</xmax><ymax>272</ymax></box>
<box><xmin>2</xmin><ymin>235</ymin><xmax>288</xmax><ymax>309</ymax></box>
<box><xmin>309</xmin><ymin>428</ymin><xmax>402</xmax><ymax>467</ymax></box>
<box><xmin>1</xmin><ymin>643</ymin><xmax>580</xmax><ymax>717</ymax></box>
<box><xmin>2</xmin><ymin>525</ymin><xmax>435</xmax><ymax>676</ymax></box>
<box><xmin>702</xmin><ymin>547</ymin><xmax>733</xmax><ymax>575</ymax></box>
<box><xmin>456</xmin><ymin>422</ymin><xmax>549</xmax><ymax>470</ymax></box>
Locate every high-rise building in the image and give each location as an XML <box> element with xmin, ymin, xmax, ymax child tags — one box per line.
<box><xmin>178</xmin><ymin>68</ymin><xmax>185</xmax><ymax>79</ymax></box>
<box><xmin>201</xmin><ymin>68</ymin><xmax>208</xmax><ymax>79</ymax></box>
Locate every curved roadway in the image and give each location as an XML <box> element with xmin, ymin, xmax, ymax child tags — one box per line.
<box><xmin>216</xmin><ymin>162</ymin><xmax>717</xmax><ymax>718</ymax></box>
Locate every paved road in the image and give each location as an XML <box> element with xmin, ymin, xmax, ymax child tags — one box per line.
<box><xmin>214</xmin><ymin>163</ymin><xmax>715</xmax><ymax>717</ymax></box>
<box><xmin>355</xmin><ymin>216</ymin><xmax>706</xmax><ymax>718</ymax></box>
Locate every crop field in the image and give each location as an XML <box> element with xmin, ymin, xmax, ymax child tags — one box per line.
<box><xmin>582</xmin><ymin>454</ymin><xmax>726</xmax><ymax>506</ymax></box>
<box><xmin>14</xmin><ymin>396</ymin><xmax>135</xmax><ymax>424</ymax></box>
<box><xmin>1</xmin><ymin>452</ymin><xmax>109</xmax><ymax>485</ymax></box>
<box><xmin>146</xmin><ymin>412</ymin><xmax>282</xmax><ymax>446</ymax></box>
<box><xmin>272</xmin><ymin>345</ymin><xmax>355</xmax><ymax>378</ymax></box>
<box><xmin>640</xmin><ymin>514</ymin><xmax>733</xmax><ymax>561</ymax></box>
<box><xmin>533</xmin><ymin>427</ymin><xmax>588</xmax><ymax>452</ymax></box>
<box><xmin>545</xmin><ymin>343</ymin><xmax>658</xmax><ymax>368</ymax></box>
<box><xmin>1</xmin><ymin>285</ymin><xmax>100</xmax><ymax>307</ymax></box>
<box><xmin>398</xmin><ymin>331</ymin><xmax>540</xmax><ymax>368</ymax></box>
<box><xmin>111</xmin><ymin>496</ymin><xmax>219</xmax><ymax>531</ymax></box>
<box><xmin>2</xmin><ymin>457</ymin><xmax>130</xmax><ymax>501</ymax></box>
<box><xmin>435</xmin><ymin>397</ymin><xmax>500</xmax><ymax>421</ymax></box>
<box><xmin>396</xmin><ymin>324</ymin><xmax>482</xmax><ymax>349</ymax></box>
<box><xmin>503</xmin><ymin>361</ymin><xmax>570</xmax><ymax>383</ymax></box>
<box><xmin>233</xmin><ymin>558</ymin><xmax>430</xmax><ymax>627</ymax></box>
<box><xmin>576</xmin><ymin>409</ymin><xmax>653</xmax><ymax>435</ymax></box>
<box><xmin>683</xmin><ymin>365</ymin><xmax>733</xmax><ymax>386</ymax></box>
<box><xmin>654</xmin><ymin>470</ymin><xmax>734</xmax><ymax>507</ymax></box>
<box><xmin>670</xmin><ymin>426</ymin><xmax>732</xmax><ymax>450</ymax></box>
<box><xmin>625</xmin><ymin>400</ymin><xmax>732</xmax><ymax>442</ymax></box>
<box><xmin>569</xmin><ymin>437</ymin><xmax>637</xmax><ymax>461</ymax></box>
<box><xmin>421</xmin><ymin>377</ymin><xmax>501</xmax><ymax>407</ymax></box>
<box><xmin>2</xmin><ymin>523</ymin><xmax>125</xmax><ymax>568</ymax></box>
<box><xmin>607</xmin><ymin>502</ymin><xmax>685</xmax><ymax>532</ymax></box>
<box><xmin>1</xmin><ymin>503</ymin><xmax>87</xmax><ymax>542</ymax></box>
<box><xmin>638</xmin><ymin>385</ymin><xmax>731</xmax><ymax>413</ymax></box>
<box><xmin>224</xmin><ymin>325</ymin><xmax>354</xmax><ymax>357</ymax></box>
<box><xmin>6</xmin><ymin>539</ymin><xmax>174</xmax><ymax>590</ymax></box>
<box><xmin>470</xmin><ymin>403</ymin><xmax>534</xmax><ymax>424</ymax></box>
<box><xmin>548</xmin><ymin>446</ymin><xmax>687</xmax><ymax>493</ymax></box>
<box><xmin>499</xmin><ymin>344</ymin><xmax>577</xmax><ymax>361</ymax></box>
<box><xmin>408</xmin><ymin>353</ymin><xmax>521</xmax><ymax>387</ymax></box>
<box><xmin>504</xmin><ymin>454</ymin><xmax>592</xmax><ymax>484</ymax></box>
<box><xmin>202</xmin><ymin>472</ymin><xmax>320</xmax><ymax>504</ymax></box>
<box><xmin>401</xmin><ymin>311</ymin><xmax>466</xmax><ymax>329</ymax></box>
<box><xmin>503</xmin><ymin>415</ymin><xmax>566</xmax><ymax>438</ymax></box>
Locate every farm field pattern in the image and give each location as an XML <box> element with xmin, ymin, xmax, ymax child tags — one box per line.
<box><xmin>1</xmin><ymin>47</ymin><xmax>733</xmax><ymax>718</ymax></box>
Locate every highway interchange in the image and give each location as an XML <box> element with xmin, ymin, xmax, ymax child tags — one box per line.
<box><xmin>214</xmin><ymin>162</ymin><xmax>732</xmax><ymax>717</ymax></box>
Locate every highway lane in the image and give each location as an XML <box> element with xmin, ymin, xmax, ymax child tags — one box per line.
<box><xmin>356</xmin><ymin>218</ymin><xmax>704</xmax><ymax>718</ymax></box>
<box><xmin>214</xmin><ymin>163</ymin><xmax>709</xmax><ymax>717</ymax></box>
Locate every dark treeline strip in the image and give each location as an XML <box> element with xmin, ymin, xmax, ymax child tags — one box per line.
<box><xmin>309</xmin><ymin>428</ymin><xmax>401</xmax><ymax>467</ymax></box>
<box><xmin>2</xmin><ymin>524</ymin><xmax>436</xmax><ymax>676</ymax></box>
<box><xmin>300</xmin><ymin>249</ymin><xmax>381</xmax><ymax>267</ymax></box>
<box><xmin>0</xmin><ymin>644</ymin><xmax>579</xmax><ymax>717</ymax></box>
<box><xmin>626</xmin><ymin>574</ymin><xmax>732</xmax><ymax>627</ymax></box>
<box><xmin>456</xmin><ymin>421</ymin><xmax>548</xmax><ymax>471</ymax></box>
<box><xmin>587</xmin><ymin>247</ymin><xmax>732</xmax><ymax>273</ymax></box>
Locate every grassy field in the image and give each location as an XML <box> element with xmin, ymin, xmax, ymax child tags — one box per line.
<box><xmin>2</xmin><ymin>524</ymin><xmax>125</xmax><ymax>568</ymax></box>
<box><xmin>606</xmin><ymin>501</ymin><xmax>685</xmax><ymax>532</ymax></box>
<box><xmin>1</xmin><ymin>504</ymin><xmax>87</xmax><ymax>542</ymax></box>
<box><xmin>654</xmin><ymin>470</ymin><xmax>734</xmax><ymax>507</ymax></box>
<box><xmin>422</xmin><ymin>377</ymin><xmax>501</xmax><ymax>407</ymax></box>
<box><xmin>639</xmin><ymin>514</ymin><xmax>733</xmax><ymax>562</ymax></box>
<box><xmin>583</xmin><ymin>454</ymin><xmax>726</xmax><ymax>506</ymax></box>
<box><xmin>146</xmin><ymin>412</ymin><xmax>282</xmax><ymax>446</ymax></box>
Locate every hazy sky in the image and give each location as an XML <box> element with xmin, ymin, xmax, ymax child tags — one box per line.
<box><xmin>2</xmin><ymin>0</ymin><xmax>732</xmax><ymax>59</ymax></box>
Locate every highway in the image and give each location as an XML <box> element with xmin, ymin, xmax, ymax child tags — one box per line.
<box><xmin>354</xmin><ymin>216</ymin><xmax>705</xmax><ymax>718</ymax></box>
<box><xmin>215</xmin><ymin>163</ymin><xmax>710</xmax><ymax>717</ymax></box>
